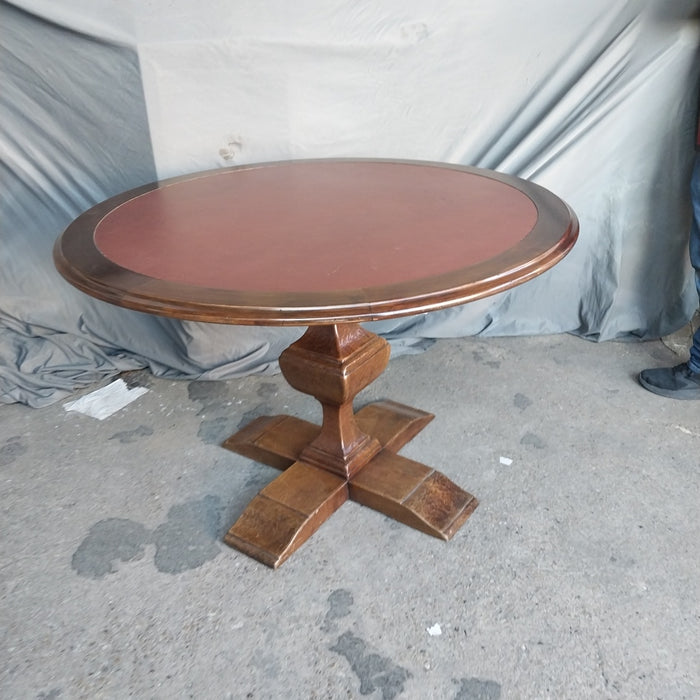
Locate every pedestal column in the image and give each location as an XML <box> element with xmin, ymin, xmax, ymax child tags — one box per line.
<box><xmin>279</xmin><ymin>323</ymin><xmax>391</xmax><ymax>479</ymax></box>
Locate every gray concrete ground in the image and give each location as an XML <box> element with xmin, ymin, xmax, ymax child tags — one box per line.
<box><xmin>1</xmin><ymin>332</ymin><xmax>699</xmax><ymax>699</ymax></box>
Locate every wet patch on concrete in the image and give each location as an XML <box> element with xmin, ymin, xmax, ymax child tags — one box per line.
<box><xmin>454</xmin><ymin>677</ymin><xmax>502</xmax><ymax>699</ymax></box>
<box><xmin>236</xmin><ymin>404</ymin><xmax>273</xmax><ymax>431</ymax></box>
<box><xmin>321</xmin><ymin>588</ymin><xmax>354</xmax><ymax>632</ymax></box>
<box><xmin>187</xmin><ymin>380</ymin><xmax>231</xmax><ymax>408</ymax></box>
<box><xmin>152</xmin><ymin>495</ymin><xmax>224</xmax><ymax>574</ymax></box>
<box><xmin>244</xmin><ymin>470</ymin><xmax>273</xmax><ymax>491</ymax></box>
<box><xmin>471</xmin><ymin>351</ymin><xmax>501</xmax><ymax>369</ymax></box>
<box><xmin>513</xmin><ymin>393</ymin><xmax>532</xmax><ymax>410</ymax></box>
<box><xmin>187</xmin><ymin>379</ymin><xmax>261</xmax><ymax>444</ymax></box>
<box><xmin>256</xmin><ymin>382</ymin><xmax>278</xmax><ymax>399</ymax></box>
<box><xmin>330</xmin><ymin>631</ymin><xmax>411</xmax><ymax>700</ymax></box>
<box><xmin>0</xmin><ymin>435</ymin><xmax>27</xmax><ymax>466</ymax></box>
<box><xmin>72</xmin><ymin>496</ymin><xmax>223</xmax><ymax>578</ymax></box>
<box><xmin>108</xmin><ymin>425</ymin><xmax>154</xmax><ymax>444</ymax></box>
<box><xmin>120</xmin><ymin>369</ymin><xmax>152</xmax><ymax>390</ymax></box>
<box><xmin>198</xmin><ymin>415</ymin><xmax>240</xmax><ymax>445</ymax></box>
<box><xmin>520</xmin><ymin>431</ymin><xmax>546</xmax><ymax>449</ymax></box>
<box><xmin>72</xmin><ymin>518</ymin><xmax>151</xmax><ymax>578</ymax></box>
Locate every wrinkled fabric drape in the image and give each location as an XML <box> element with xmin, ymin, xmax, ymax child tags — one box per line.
<box><xmin>2</xmin><ymin>0</ymin><xmax>700</xmax><ymax>406</ymax></box>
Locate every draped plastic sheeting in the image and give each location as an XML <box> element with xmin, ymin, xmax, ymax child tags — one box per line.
<box><xmin>2</xmin><ymin>0</ymin><xmax>700</xmax><ymax>406</ymax></box>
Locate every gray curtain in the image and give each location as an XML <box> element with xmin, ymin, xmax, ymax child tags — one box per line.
<box><xmin>2</xmin><ymin>0</ymin><xmax>699</xmax><ymax>406</ymax></box>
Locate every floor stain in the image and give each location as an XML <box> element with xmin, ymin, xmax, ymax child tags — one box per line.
<box><xmin>520</xmin><ymin>431</ymin><xmax>546</xmax><ymax>449</ymax></box>
<box><xmin>187</xmin><ymin>379</ymin><xmax>255</xmax><ymax>444</ymax></box>
<box><xmin>72</xmin><ymin>496</ymin><xmax>223</xmax><ymax>578</ymax></box>
<box><xmin>236</xmin><ymin>404</ymin><xmax>273</xmax><ymax>431</ymax></box>
<box><xmin>72</xmin><ymin>518</ymin><xmax>151</xmax><ymax>578</ymax></box>
<box><xmin>120</xmin><ymin>369</ymin><xmax>152</xmax><ymax>390</ymax></box>
<box><xmin>244</xmin><ymin>470</ymin><xmax>272</xmax><ymax>491</ymax></box>
<box><xmin>198</xmin><ymin>415</ymin><xmax>239</xmax><ymax>445</ymax></box>
<box><xmin>152</xmin><ymin>495</ymin><xmax>224</xmax><ymax>574</ymax></box>
<box><xmin>0</xmin><ymin>436</ymin><xmax>27</xmax><ymax>466</ymax></box>
<box><xmin>454</xmin><ymin>677</ymin><xmax>502</xmax><ymax>699</ymax></box>
<box><xmin>256</xmin><ymin>382</ymin><xmax>278</xmax><ymax>399</ymax></box>
<box><xmin>187</xmin><ymin>380</ymin><xmax>230</xmax><ymax>408</ymax></box>
<box><xmin>513</xmin><ymin>393</ymin><xmax>532</xmax><ymax>410</ymax></box>
<box><xmin>471</xmin><ymin>351</ymin><xmax>501</xmax><ymax>369</ymax></box>
<box><xmin>321</xmin><ymin>588</ymin><xmax>354</xmax><ymax>632</ymax></box>
<box><xmin>330</xmin><ymin>631</ymin><xmax>411</xmax><ymax>700</ymax></box>
<box><xmin>108</xmin><ymin>425</ymin><xmax>154</xmax><ymax>444</ymax></box>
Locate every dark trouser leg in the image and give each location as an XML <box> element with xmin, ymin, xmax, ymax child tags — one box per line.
<box><xmin>688</xmin><ymin>155</ymin><xmax>700</xmax><ymax>372</ymax></box>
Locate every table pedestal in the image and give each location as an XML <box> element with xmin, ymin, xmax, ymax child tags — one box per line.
<box><xmin>223</xmin><ymin>324</ymin><xmax>478</xmax><ymax>568</ymax></box>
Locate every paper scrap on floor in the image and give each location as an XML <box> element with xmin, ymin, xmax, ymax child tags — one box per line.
<box><xmin>63</xmin><ymin>379</ymin><xmax>149</xmax><ymax>420</ymax></box>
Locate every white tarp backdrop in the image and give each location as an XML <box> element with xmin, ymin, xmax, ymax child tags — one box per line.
<box><xmin>2</xmin><ymin>0</ymin><xmax>700</xmax><ymax>406</ymax></box>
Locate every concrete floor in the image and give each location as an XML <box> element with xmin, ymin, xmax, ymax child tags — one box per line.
<box><xmin>1</xmin><ymin>332</ymin><xmax>698</xmax><ymax>699</ymax></box>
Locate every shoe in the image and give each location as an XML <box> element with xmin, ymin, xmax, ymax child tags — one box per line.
<box><xmin>638</xmin><ymin>362</ymin><xmax>700</xmax><ymax>400</ymax></box>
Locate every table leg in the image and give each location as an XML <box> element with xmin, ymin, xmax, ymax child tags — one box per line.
<box><xmin>223</xmin><ymin>461</ymin><xmax>348</xmax><ymax>568</ymax></box>
<box><xmin>223</xmin><ymin>323</ymin><xmax>477</xmax><ymax>567</ymax></box>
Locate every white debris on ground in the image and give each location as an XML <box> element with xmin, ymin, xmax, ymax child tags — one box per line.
<box><xmin>63</xmin><ymin>379</ymin><xmax>149</xmax><ymax>420</ymax></box>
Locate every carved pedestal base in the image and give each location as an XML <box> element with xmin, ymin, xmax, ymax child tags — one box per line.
<box><xmin>223</xmin><ymin>324</ymin><xmax>478</xmax><ymax>568</ymax></box>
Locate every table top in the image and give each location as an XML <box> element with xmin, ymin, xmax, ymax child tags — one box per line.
<box><xmin>54</xmin><ymin>159</ymin><xmax>578</xmax><ymax>325</ymax></box>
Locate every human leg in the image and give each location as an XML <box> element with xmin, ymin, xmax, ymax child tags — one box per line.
<box><xmin>687</xmin><ymin>154</ymin><xmax>700</xmax><ymax>372</ymax></box>
<box><xmin>639</xmin><ymin>154</ymin><xmax>700</xmax><ymax>398</ymax></box>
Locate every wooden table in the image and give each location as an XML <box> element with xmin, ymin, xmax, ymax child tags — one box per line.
<box><xmin>54</xmin><ymin>159</ymin><xmax>578</xmax><ymax>568</ymax></box>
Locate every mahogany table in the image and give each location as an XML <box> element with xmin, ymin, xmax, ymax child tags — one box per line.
<box><xmin>54</xmin><ymin>159</ymin><xmax>578</xmax><ymax>568</ymax></box>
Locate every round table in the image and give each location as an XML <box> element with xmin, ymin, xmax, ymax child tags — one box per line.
<box><xmin>54</xmin><ymin>159</ymin><xmax>578</xmax><ymax>568</ymax></box>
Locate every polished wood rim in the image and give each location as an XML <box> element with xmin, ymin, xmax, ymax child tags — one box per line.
<box><xmin>53</xmin><ymin>159</ymin><xmax>578</xmax><ymax>326</ymax></box>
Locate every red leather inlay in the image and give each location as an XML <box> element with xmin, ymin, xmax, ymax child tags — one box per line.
<box><xmin>94</xmin><ymin>162</ymin><xmax>537</xmax><ymax>293</ymax></box>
